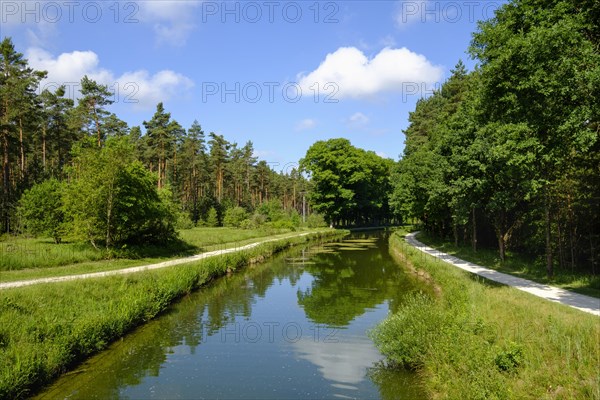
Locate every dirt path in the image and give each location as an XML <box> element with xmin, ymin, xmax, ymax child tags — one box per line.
<box><xmin>0</xmin><ymin>232</ymin><xmax>311</xmax><ymax>290</ymax></box>
<box><xmin>405</xmin><ymin>232</ymin><xmax>600</xmax><ymax>316</ymax></box>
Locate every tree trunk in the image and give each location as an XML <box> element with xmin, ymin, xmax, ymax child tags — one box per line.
<box><xmin>567</xmin><ymin>194</ymin><xmax>575</xmax><ymax>272</ymax></box>
<box><xmin>545</xmin><ymin>197</ymin><xmax>553</xmax><ymax>277</ymax></box>
<box><xmin>557</xmin><ymin>222</ymin><xmax>564</xmax><ymax>270</ymax></box>
<box><xmin>471</xmin><ymin>207</ymin><xmax>477</xmax><ymax>252</ymax></box>
<box><xmin>2</xmin><ymin>132</ymin><xmax>10</xmax><ymax>233</ymax></box>
<box><xmin>106</xmin><ymin>185</ymin><xmax>113</xmax><ymax>249</ymax></box>
<box><xmin>18</xmin><ymin>117</ymin><xmax>25</xmax><ymax>179</ymax></box>
<box><xmin>453</xmin><ymin>223</ymin><xmax>458</xmax><ymax>247</ymax></box>
<box><xmin>42</xmin><ymin>124</ymin><xmax>47</xmax><ymax>170</ymax></box>
<box><xmin>496</xmin><ymin>228</ymin><xmax>506</xmax><ymax>262</ymax></box>
<box><xmin>93</xmin><ymin>105</ymin><xmax>102</xmax><ymax>147</ymax></box>
<box><xmin>158</xmin><ymin>157</ymin><xmax>162</xmax><ymax>189</ymax></box>
<box><xmin>590</xmin><ymin>235</ymin><xmax>596</xmax><ymax>276</ymax></box>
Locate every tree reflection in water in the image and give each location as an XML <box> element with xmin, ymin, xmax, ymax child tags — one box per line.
<box><xmin>34</xmin><ymin>231</ymin><xmax>425</xmax><ymax>400</ymax></box>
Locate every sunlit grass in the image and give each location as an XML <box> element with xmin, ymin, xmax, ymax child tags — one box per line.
<box><xmin>0</xmin><ymin>227</ymin><xmax>303</xmax><ymax>282</ymax></box>
<box><xmin>371</xmin><ymin>232</ymin><xmax>600</xmax><ymax>399</ymax></box>
<box><xmin>0</xmin><ymin>229</ymin><xmax>345</xmax><ymax>400</ymax></box>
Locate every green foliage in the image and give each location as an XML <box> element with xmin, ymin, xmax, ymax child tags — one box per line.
<box><xmin>300</xmin><ymin>138</ymin><xmax>393</xmax><ymax>226</ymax></box>
<box><xmin>372</xmin><ymin>232</ymin><xmax>600</xmax><ymax>399</ymax></box>
<box><xmin>494</xmin><ymin>342</ymin><xmax>523</xmax><ymax>372</ymax></box>
<box><xmin>17</xmin><ymin>179</ymin><xmax>64</xmax><ymax>243</ymax></box>
<box><xmin>206</xmin><ymin>207</ymin><xmax>219</xmax><ymax>227</ymax></box>
<box><xmin>370</xmin><ymin>292</ymin><xmax>447</xmax><ymax>368</ymax></box>
<box><xmin>63</xmin><ymin>137</ymin><xmax>176</xmax><ymax>248</ymax></box>
<box><xmin>0</xmin><ymin>38</ymin><xmax>310</xmax><ymax>240</ymax></box>
<box><xmin>256</xmin><ymin>199</ymin><xmax>285</xmax><ymax>222</ymax></box>
<box><xmin>223</xmin><ymin>206</ymin><xmax>249</xmax><ymax>228</ymax></box>
<box><xmin>306</xmin><ymin>213</ymin><xmax>327</xmax><ymax>228</ymax></box>
<box><xmin>0</xmin><ymin>230</ymin><xmax>341</xmax><ymax>399</ymax></box>
<box><xmin>391</xmin><ymin>0</ymin><xmax>600</xmax><ymax>273</ymax></box>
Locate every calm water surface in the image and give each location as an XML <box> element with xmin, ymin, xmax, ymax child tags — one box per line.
<box><xmin>34</xmin><ymin>231</ymin><xmax>425</xmax><ymax>399</ymax></box>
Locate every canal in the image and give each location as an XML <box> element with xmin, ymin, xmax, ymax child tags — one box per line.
<box><xmin>34</xmin><ymin>230</ymin><xmax>425</xmax><ymax>399</ymax></box>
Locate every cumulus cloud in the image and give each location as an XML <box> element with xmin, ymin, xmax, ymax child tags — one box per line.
<box><xmin>137</xmin><ymin>1</ymin><xmax>201</xmax><ymax>46</ymax></box>
<box><xmin>295</xmin><ymin>118</ymin><xmax>317</xmax><ymax>131</ymax></box>
<box><xmin>298</xmin><ymin>47</ymin><xmax>443</xmax><ymax>99</ymax></box>
<box><xmin>26</xmin><ymin>48</ymin><xmax>194</xmax><ymax>110</ymax></box>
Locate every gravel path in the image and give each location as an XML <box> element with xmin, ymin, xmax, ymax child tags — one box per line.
<box><xmin>405</xmin><ymin>232</ymin><xmax>600</xmax><ymax>316</ymax></box>
<box><xmin>0</xmin><ymin>232</ymin><xmax>311</xmax><ymax>290</ymax></box>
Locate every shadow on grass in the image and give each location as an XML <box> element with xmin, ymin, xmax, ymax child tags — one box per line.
<box><xmin>110</xmin><ymin>238</ymin><xmax>200</xmax><ymax>260</ymax></box>
<box><xmin>417</xmin><ymin>232</ymin><xmax>600</xmax><ymax>299</ymax></box>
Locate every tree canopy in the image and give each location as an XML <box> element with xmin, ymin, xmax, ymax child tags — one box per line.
<box><xmin>300</xmin><ymin>138</ymin><xmax>393</xmax><ymax>226</ymax></box>
<box><xmin>1</xmin><ymin>36</ymin><xmax>315</xmax><ymax>246</ymax></box>
<box><xmin>390</xmin><ymin>0</ymin><xmax>599</xmax><ymax>275</ymax></box>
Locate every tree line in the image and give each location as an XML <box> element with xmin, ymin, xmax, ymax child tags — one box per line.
<box><xmin>389</xmin><ymin>0</ymin><xmax>599</xmax><ymax>275</ymax></box>
<box><xmin>1</xmin><ymin>37</ymin><xmax>317</xmax><ymax>248</ymax></box>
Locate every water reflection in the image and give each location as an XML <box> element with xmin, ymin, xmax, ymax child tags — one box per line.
<box><xmin>293</xmin><ymin>337</ymin><xmax>381</xmax><ymax>386</ymax></box>
<box><xmin>34</xmin><ymin>231</ymin><xmax>425</xmax><ymax>399</ymax></box>
<box><xmin>297</xmin><ymin>235</ymin><xmax>420</xmax><ymax>326</ymax></box>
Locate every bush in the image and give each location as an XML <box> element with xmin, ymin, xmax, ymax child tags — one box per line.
<box><xmin>62</xmin><ymin>137</ymin><xmax>177</xmax><ymax>248</ymax></box>
<box><xmin>206</xmin><ymin>207</ymin><xmax>219</xmax><ymax>227</ymax></box>
<box><xmin>17</xmin><ymin>179</ymin><xmax>65</xmax><ymax>243</ymax></box>
<box><xmin>370</xmin><ymin>292</ymin><xmax>448</xmax><ymax>368</ymax></box>
<box><xmin>306</xmin><ymin>213</ymin><xmax>327</xmax><ymax>228</ymax></box>
<box><xmin>175</xmin><ymin>212</ymin><xmax>194</xmax><ymax>229</ymax></box>
<box><xmin>495</xmin><ymin>342</ymin><xmax>523</xmax><ymax>372</ymax></box>
<box><xmin>256</xmin><ymin>199</ymin><xmax>285</xmax><ymax>222</ymax></box>
<box><xmin>223</xmin><ymin>206</ymin><xmax>248</xmax><ymax>228</ymax></box>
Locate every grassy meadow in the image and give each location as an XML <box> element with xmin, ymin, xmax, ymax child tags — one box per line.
<box><xmin>0</xmin><ymin>228</ymin><xmax>344</xmax><ymax>399</ymax></box>
<box><xmin>371</xmin><ymin>230</ymin><xmax>600</xmax><ymax>399</ymax></box>
<box><xmin>0</xmin><ymin>227</ymin><xmax>294</xmax><ymax>282</ymax></box>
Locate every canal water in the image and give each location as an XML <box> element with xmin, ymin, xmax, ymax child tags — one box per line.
<box><xmin>34</xmin><ymin>231</ymin><xmax>425</xmax><ymax>399</ymax></box>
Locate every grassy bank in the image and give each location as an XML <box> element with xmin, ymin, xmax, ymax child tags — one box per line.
<box><xmin>371</xmin><ymin>231</ymin><xmax>600</xmax><ymax>399</ymax></box>
<box><xmin>417</xmin><ymin>232</ymin><xmax>600</xmax><ymax>298</ymax></box>
<box><xmin>0</xmin><ymin>227</ymin><xmax>294</xmax><ymax>282</ymax></box>
<box><xmin>0</xmin><ymin>229</ymin><xmax>345</xmax><ymax>399</ymax></box>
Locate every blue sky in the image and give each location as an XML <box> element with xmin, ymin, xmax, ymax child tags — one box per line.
<box><xmin>2</xmin><ymin>0</ymin><xmax>507</xmax><ymax>170</ymax></box>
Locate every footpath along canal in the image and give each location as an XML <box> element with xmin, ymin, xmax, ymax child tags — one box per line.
<box><xmin>34</xmin><ymin>230</ymin><xmax>426</xmax><ymax>399</ymax></box>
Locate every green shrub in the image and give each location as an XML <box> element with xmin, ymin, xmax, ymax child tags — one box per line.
<box><xmin>494</xmin><ymin>342</ymin><xmax>523</xmax><ymax>372</ymax></box>
<box><xmin>17</xmin><ymin>179</ymin><xmax>65</xmax><ymax>243</ymax></box>
<box><xmin>62</xmin><ymin>138</ymin><xmax>177</xmax><ymax>248</ymax></box>
<box><xmin>223</xmin><ymin>206</ymin><xmax>249</xmax><ymax>228</ymax></box>
<box><xmin>206</xmin><ymin>207</ymin><xmax>219</xmax><ymax>227</ymax></box>
<box><xmin>370</xmin><ymin>292</ymin><xmax>448</xmax><ymax>368</ymax></box>
<box><xmin>306</xmin><ymin>213</ymin><xmax>327</xmax><ymax>228</ymax></box>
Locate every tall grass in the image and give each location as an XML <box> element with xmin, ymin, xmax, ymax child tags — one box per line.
<box><xmin>370</xmin><ymin>232</ymin><xmax>600</xmax><ymax>399</ymax></box>
<box><xmin>0</xmin><ymin>239</ymin><xmax>106</xmax><ymax>271</ymax></box>
<box><xmin>0</xmin><ymin>229</ymin><xmax>345</xmax><ymax>399</ymax></box>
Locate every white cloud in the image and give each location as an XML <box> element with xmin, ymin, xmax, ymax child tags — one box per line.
<box><xmin>26</xmin><ymin>48</ymin><xmax>194</xmax><ymax>110</ymax></box>
<box><xmin>379</xmin><ymin>35</ymin><xmax>397</xmax><ymax>48</ymax></box>
<box><xmin>292</xmin><ymin>338</ymin><xmax>382</xmax><ymax>385</ymax></box>
<box><xmin>137</xmin><ymin>1</ymin><xmax>201</xmax><ymax>46</ymax></box>
<box><xmin>295</xmin><ymin>118</ymin><xmax>317</xmax><ymax>131</ymax></box>
<box><xmin>348</xmin><ymin>112</ymin><xmax>369</xmax><ymax>126</ymax></box>
<box><xmin>298</xmin><ymin>47</ymin><xmax>443</xmax><ymax>99</ymax></box>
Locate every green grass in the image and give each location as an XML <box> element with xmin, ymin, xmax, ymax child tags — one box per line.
<box><xmin>416</xmin><ymin>232</ymin><xmax>600</xmax><ymax>299</ymax></box>
<box><xmin>0</xmin><ymin>229</ymin><xmax>345</xmax><ymax>400</ymax></box>
<box><xmin>371</xmin><ymin>231</ymin><xmax>600</xmax><ymax>399</ymax></box>
<box><xmin>0</xmin><ymin>227</ymin><xmax>297</xmax><ymax>282</ymax></box>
